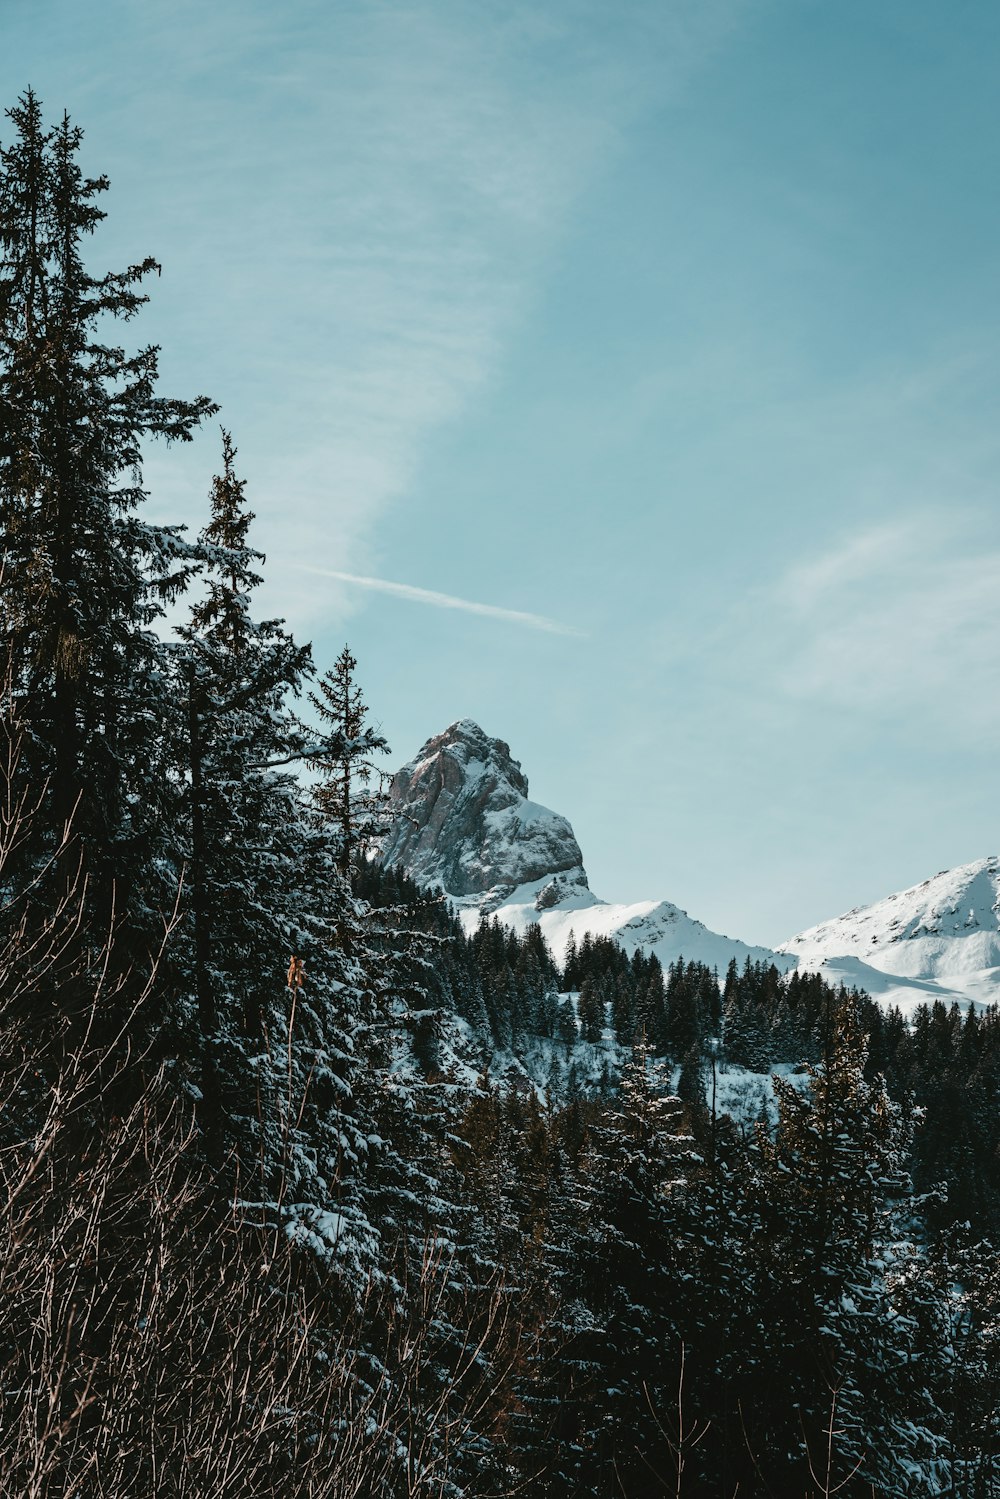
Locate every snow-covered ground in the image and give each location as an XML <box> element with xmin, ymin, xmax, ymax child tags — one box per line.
<box><xmin>412</xmin><ymin>995</ymin><xmax>808</xmax><ymax>1127</ymax></box>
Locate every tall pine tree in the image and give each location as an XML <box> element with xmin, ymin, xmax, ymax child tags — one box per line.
<box><xmin>0</xmin><ymin>91</ymin><xmax>214</xmax><ymax>898</ymax></box>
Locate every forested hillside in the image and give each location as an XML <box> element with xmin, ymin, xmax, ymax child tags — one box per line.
<box><xmin>2</xmin><ymin>92</ymin><xmax>1000</xmax><ymax>1497</ymax></box>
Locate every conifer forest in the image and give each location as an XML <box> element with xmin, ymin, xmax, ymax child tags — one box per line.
<box><xmin>4</xmin><ymin>92</ymin><xmax>1000</xmax><ymax>1497</ymax></box>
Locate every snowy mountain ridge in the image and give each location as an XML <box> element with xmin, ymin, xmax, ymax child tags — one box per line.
<box><xmin>779</xmin><ymin>856</ymin><xmax>1000</xmax><ymax>1012</ymax></box>
<box><xmin>382</xmin><ymin>719</ymin><xmax>785</xmax><ymax>977</ymax></box>
<box><xmin>383</xmin><ymin>719</ymin><xmax>1000</xmax><ymax>1013</ymax></box>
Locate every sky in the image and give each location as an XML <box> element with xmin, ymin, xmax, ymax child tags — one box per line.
<box><xmin>6</xmin><ymin>0</ymin><xmax>1000</xmax><ymax>947</ymax></box>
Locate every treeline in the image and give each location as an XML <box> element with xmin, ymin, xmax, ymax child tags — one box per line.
<box><xmin>360</xmin><ymin>866</ymin><xmax>867</xmax><ymax>1065</ymax></box>
<box><xmin>3</xmin><ymin>90</ymin><xmax>1000</xmax><ymax>1496</ymax></box>
<box><xmin>363</xmin><ymin>863</ymin><xmax>1000</xmax><ymax>1246</ymax></box>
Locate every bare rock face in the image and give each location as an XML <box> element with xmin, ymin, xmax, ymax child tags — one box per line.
<box><xmin>382</xmin><ymin>719</ymin><xmax>587</xmax><ymax>901</ymax></box>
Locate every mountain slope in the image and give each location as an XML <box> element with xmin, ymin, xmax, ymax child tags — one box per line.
<box><xmin>475</xmin><ymin>875</ymin><xmax>784</xmax><ymax>973</ymax></box>
<box><xmin>779</xmin><ymin>856</ymin><xmax>1000</xmax><ymax>1011</ymax></box>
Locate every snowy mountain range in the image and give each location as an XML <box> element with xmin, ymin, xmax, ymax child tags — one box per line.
<box><xmin>383</xmin><ymin>719</ymin><xmax>1000</xmax><ymax>1013</ymax></box>
<box><xmin>382</xmin><ymin>720</ymin><xmax>788</xmax><ymax>976</ymax></box>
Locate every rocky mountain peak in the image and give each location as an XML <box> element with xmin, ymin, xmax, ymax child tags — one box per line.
<box><xmin>381</xmin><ymin>719</ymin><xmax>587</xmax><ymax>901</ymax></box>
<box><xmin>382</xmin><ymin>718</ymin><xmax>790</xmax><ymax>976</ymax></box>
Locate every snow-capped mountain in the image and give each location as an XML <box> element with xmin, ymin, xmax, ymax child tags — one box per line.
<box><xmin>779</xmin><ymin>856</ymin><xmax>1000</xmax><ymax>1012</ymax></box>
<box><xmin>481</xmin><ymin>876</ymin><xmax>788</xmax><ymax>975</ymax></box>
<box><xmin>384</xmin><ymin>721</ymin><xmax>1000</xmax><ymax>1012</ymax></box>
<box><xmin>381</xmin><ymin>719</ymin><xmax>587</xmax><ymax>901</ymax></box>
<box><xmin>383</xmin><ymin>719</ymin><xmax>785</xmax><ymax>974</ymax></box>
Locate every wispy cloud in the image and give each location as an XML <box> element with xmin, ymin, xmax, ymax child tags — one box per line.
<box><xmin>73</xmin><ymin>0</ymin><xmax>745</xmax><ymax>630</ymax></box>
<box><xmin>284</xmin><ymin>562</ymin><xmax>584</xmax><ymax>637</ymax></box>
<box><xmin>765</xmin><ymin>513</ymin><xmax>1000</xmax><ymax>734</ymax></box>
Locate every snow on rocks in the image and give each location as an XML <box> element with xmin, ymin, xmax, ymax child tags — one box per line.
<box><xmin>381</xmin><ymin>719</ymin><xmax>585</xmax><ymax>901</ymax></box>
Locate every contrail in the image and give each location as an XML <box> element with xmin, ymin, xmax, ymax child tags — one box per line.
<box><xmin>284</xmin><ymin>562</ymin><xmax>585</xmax><ymax>637</ymax></box>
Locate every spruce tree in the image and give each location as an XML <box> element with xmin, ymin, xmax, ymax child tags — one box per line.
<box><xmin>309</xmin><ymin>644</ymin><xmax>388</xmax><ymax>875</ymax></box>
<box><xmin>0</xmin><ymin>92</ymin><xmax>214</xmax><ymax>905</ymax></box>
<box><xmin>749</xmin><ymin>993</ymin><xmax>943</xmax><ymax>1491</ymax></box>
<box><xmin>559</xmin><ymin>1041</ymin><xmax>700</xmax><ymax>1495</ymax></box>
<box><xmin>178</xmin><ymin>436</ymin><xmax>392</xmax><ymax>1284</ymax></box>
<box><xmin>577</xmin><ymin>975</ymin><xmax>603</xmax><ymax>1044</ymax></box>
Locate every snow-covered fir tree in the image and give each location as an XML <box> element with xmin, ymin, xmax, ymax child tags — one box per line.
<box><xmin>0</xmin><ymin>91</ymin><xmax>213</xmax><ymax>917</ymax></box>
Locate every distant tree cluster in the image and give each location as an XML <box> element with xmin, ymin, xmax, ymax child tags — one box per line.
<box><xmin>879</xmin><ymin>998</ymin><xmax>1000</xmax><ymax>1236</ymax></box>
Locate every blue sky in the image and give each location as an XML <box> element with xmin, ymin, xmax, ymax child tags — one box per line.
<box><xmin>6</xmin><ymin>0</ymin><xmax>1000</xmax><ymax>945</ymax></box>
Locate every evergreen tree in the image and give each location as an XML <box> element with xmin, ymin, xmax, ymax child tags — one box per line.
<box><xmin>556</xmin><ymin>1042</ymin><xmax>700</xmax><ymax>1496</ymax></box>
<box><xmin>666</xmin><ymin>958</ymin><xmax>705</xmax><ymax>1058</ymax></box>
<box><xmin>722</xmin><ymin>973</ymin><xmax>770</xmax><ymax>1071</ymax></box>
<box><xmin>746</xmin><ymin>994</ymin><xmax>944</xmax><ymax>1492</ymax></box>
<box><xmin>178</xmin><ymin>436</ymin><xmax>389</xmax><ymax>1283</ymax></box>
<box><xmin>309</xmin><ymin>644</ymin><xmax>388</xmax><ymax>874</ymax></box>
<box><xmin>677</xmin><ymin>1040</ymin><xmax>709</xmax><ymax>1132</ymax></box>
<box><xmin>0</xmin><ymin>92</ymin><xmax>214</xmax><ymax>924</ymax></box>
<box><xmin>577</xmin><ymin>975</ymin><xmax>603</xmax><ymax>1044</ymax></box>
